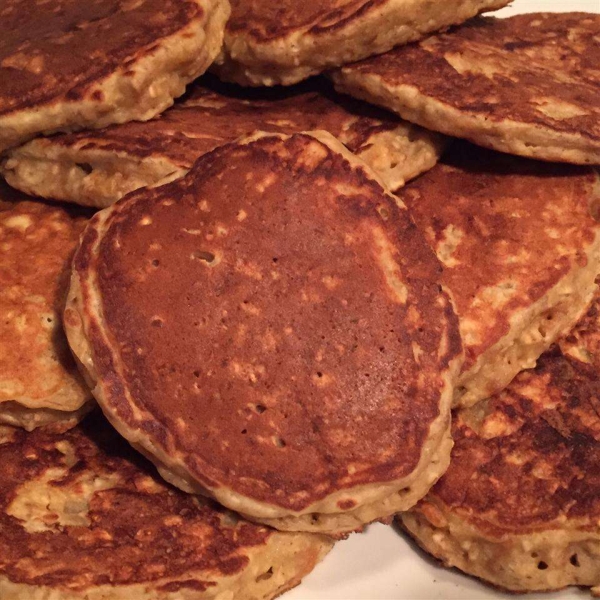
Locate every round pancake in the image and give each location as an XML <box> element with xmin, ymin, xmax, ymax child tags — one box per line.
<box><xmin>0</xmin><ymin>184</ymin><xmax>93</xmax><ymax>432</ymax></box>
<box><xmin>2</xmin><ymin>77</ymin><xmax>445</xmax><ymax>208</ymax></box>
<box><xmin>398</xmin><ymin>143</ymin><xmax>600</xmax><ymax>408</ymax></box>
<box><xmin>64</xmin><ymin>131</ymin><xmax>462</xmax><ymax>535</ymax></box>
<box><xmin>0</xmin><ymin>414</ymin><xmax>333</xmax><ymax>599</ymax></box>
<box><xmin>0</xmin><ymin>0</ymin><xmax>230</xmax><ymax>153</ymax></box>
<box><xmin>332</xmin><ymin>13</ymin><xmax>600</xmax><ymax>164</ymax></box>
<box><xmin>400</xmin><ymin>341</ymin><xmax>600</xmax><ymax>593</ymax></box>
<box><xmin>212</xmin><ymin>0</ymin><xmax>510</xmax><ymax>86</ymax></box>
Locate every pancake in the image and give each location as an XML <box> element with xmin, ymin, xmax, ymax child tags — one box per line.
<box><xmin>0</xmin><ymin>414</ymin><xmax>333</xmax><ymax>599</ymax></box>
<box><xmin>212</xmin><ymin>0</ymin><xmax>510</xmax><ymax>86</ymax></box>
<box><xmin>398</xmin><ymin>143</ymin><xmax>600</xmax><ymax>408</ymax></box>
<box><xmin>1</xmin><ymin>78</ymin><xmax>445</xmax><ymax>208</ymax></box>
<box><xmin>0</xmin><ymin>0</ymin><xmax>229</xmax><ymax>153</ymax></box>
<box><xmin>0</xmin><ymin>184</ymin><xmax>93</xmax><ymax>432</ymax></box>
<box><xmin>332</xmin><ymin>13</ymin><xmax>600</xmax><ymax>165</ymax></box>
<box><xmin>64</xmin><ymin>131</ymin><xmax>462</xmax><ymax>535</ymax></box>
<box><xmin>400</xmin><ymin>334</ymin><xmax>600</xmax><ymax>593</ymax></box>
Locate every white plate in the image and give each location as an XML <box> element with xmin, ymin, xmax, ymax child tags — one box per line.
<box><xmin>286</xmin><ymin>1</ymin><xmax>599</xmax><ymax>598</ymax></box>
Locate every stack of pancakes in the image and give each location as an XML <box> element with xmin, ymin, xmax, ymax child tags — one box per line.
<box><xmin>0</xmin><ymin>1</ymin><xmax>598</xmax><ymax>598</ymax></box>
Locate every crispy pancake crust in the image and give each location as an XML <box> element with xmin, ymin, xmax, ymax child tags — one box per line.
<box><xmin>399</xmin><ymin>143</ymin><xmax>600</xmax><ymax>408</ymax></box>
<box><xmin>560</xmin><ymin>285</ymin><xmax>600</xmax><ymax>368</ymax></box>
<box><xmin>333</xmin><ymin>13</ymin><xmax>600</xmax><ymax>164</ymax></box>
<box><xmin>401</xmin><ymin>337</ymin><xmax>600</xmax><ymax>593</ymax></box>
<box><xmin>0</xmin><ymin>414</ymin><xmax>332</xmax><ymax>599</ymax></box>
<box><xmin>0</xmin><ymin>185</ymin><xmax>93</xmax><ymax>431</ymax></box>
<box><xmin>0</xmin><ymin>0</ymin><xmax>230</xmax><ymax>153</ymax></box>
<box><xmin>2</xmin><ymin>78</ymin><xmax>445</xmax><ymax>208</ymax></box>
<box><xmin>65</xmin><ymin>131</ymin><xmax>462</xmax><ymax>534</ymax></box>
<box><xmin>213</xmin><ymin>0</ymin><xmax>509</xmax><ymax>86</ymax></box>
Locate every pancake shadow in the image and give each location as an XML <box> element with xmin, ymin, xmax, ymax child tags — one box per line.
<box><xmin>443</xmin><ymin>139</ymin><xmax>592</xmax><ymax>180</ymax></box>
<box><xmin>186</xmin><ymin>72</ymin><xmax>404</xmax><ymax>126</ymax></box>
<box><xmin>78</xmin><ymin>411</ymin><xmax>157</xmax><ymax>476</ymax></box>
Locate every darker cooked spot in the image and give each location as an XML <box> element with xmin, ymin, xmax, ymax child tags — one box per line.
<box><xmin>152</xmin><ymin>259</ymin><xmax>160</xmax><ymax>267</ymax></box>
<box><xmin>503</xmin><ymin>40</ymin><xmax>535</xmax><ymax>51</ymax></box>
<box><xmin>337</xmin><ymin>499</ymin><xmax>356</xmax><ymax>510</ymax></box>
<box><xmin>255</xmin><ymin>404</ymin><xmax>267</xmax><ymax>414</ymax></box>
<box><xmin>537</xmin><ymin>561</ymin><xmax>548</xmax><ymax>570</ymax></box>
<box><xmin>590</xmin><ymin>198</ymin><xmax>600</xmax><ymax>221</ymax></box>
<box><xmin>76</xmin><ymin>162</ymin><xmax>93</xmax><ymax>175</ymax></box>
<box><xmin>158</xmin><ymin>580</ymin><xmax>216</xmax><ymax>593</ymax></box>
<box><xmin>66</xmin><ymin>88</ymin><xmax>84</xmax><ymax>101</ymax></box>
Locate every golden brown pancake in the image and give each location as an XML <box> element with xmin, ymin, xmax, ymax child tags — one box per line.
<box><xmin>398</xmin><ymin>142</ymin><xmax>600</xmax><ymax>408</ymax></box>
<box><xmin>0</xmin><ymin>0</ymin><xmax>229</xmax><ymax>153</ymax></box>
<box><xmin>2</xmin><ymin>77</ymin><xmax>445</xmax><ymax>208</ymax></box>
<box><xmin>212</xmin><ymin>0</ymin><xmax>510</xmax><ymax>86</ymax></box>
<box><xmin>400</xmin><ymin>334</ymin><xmax>600</xmax><ymax>593</ymax></box>
<box><xmin>333</xmin><ymin>13</ymin><xmax>600</xmax><ymax>164</ymax></box>
<box><xmin>0</xmin><ymin>183</ymin><xmax>93</xmax><ymax>432</ymax></box>
<box><xmin>64</xmin><ymin>131</ymin><xmax>462</xmax><ymax>535</ymax></box>
<box><xmin>0</xmin><ymin>413</ymin><xmax>333</xmax><ymax>599</ymax></box>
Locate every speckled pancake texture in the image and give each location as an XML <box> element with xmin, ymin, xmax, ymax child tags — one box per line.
<box><xmin>65</xmin><ymin>131</ymin><xmax>462</xmax><ymax>535</ymax></box>
<box><xmin>401</xmin><ymin>305</ymin><xmax>600</xmax><ymax>593</ymax></box>
<box><xmin>0</xmin><ymin>184</ymin><xmax>92</xmax><ymax>432</ymax></box>
<box><xmin>0</xmin><ymin>414</ymin><xmax>332</xmax><ymax>600</ymax></box>
<box><xmin>399</xmin><ymin>143</ymin><xmax>600</xmax><ymax>408</ymax></box>
<box><xmin>333</xmin><ymin>13</ymin><xmax>600</xmax><ymax>164</ymax></box>
<box><xmin>560</xmin><ymin>286</ymin><xmax>600</xmax><ymax>368</ymax></box>
<box><xmin>213</xmin><ymin>0</ymin><xmax>510</xmax><ymax>86</ymax></box>
<box><xmin>0</xmin><ymin>0</ymin><xmax>230</xmax><ymax>152</ymax></box>
<box><xmin>2</xmin><ymin>78</ymin><xmax>445</xmax><ymax>208</ymax></box>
